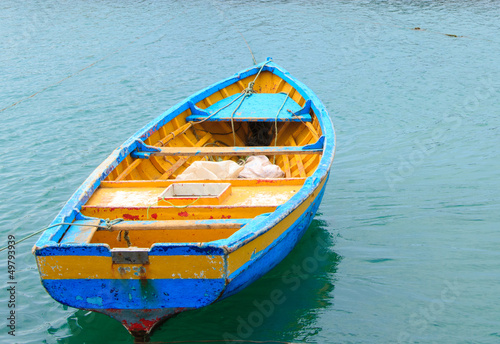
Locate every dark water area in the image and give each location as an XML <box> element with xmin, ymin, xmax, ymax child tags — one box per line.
<box><xmin>1</xmin><ymin>1</ymin><xmax>499</xmax><ymax>343</ymax></box>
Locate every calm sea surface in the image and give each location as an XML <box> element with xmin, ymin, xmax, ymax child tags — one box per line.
<box><xmin>1</xmin><ymin>1</ymin><xmax>499</xmax><ymax>343</ymax></box>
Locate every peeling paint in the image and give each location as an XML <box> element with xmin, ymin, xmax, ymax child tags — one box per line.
<box><xmin>123</xmin><ymin>214</ymin><xmax>140</xmax><ymax>220</ymax></box>
<box><xmin>86</xmin><ymin>296</ymin><xmax>103</xmax><ymax>306</ymax></box>
<box><xmin>32</xmin><ymin>60</ymin><xmax>335</xmax><ymax>342</ymax></box>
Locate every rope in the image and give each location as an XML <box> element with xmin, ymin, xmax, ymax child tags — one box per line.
<box><xmin>247</xmin><ymin>58</ymin><xmax>272</xmax><ymax>93</ymax></box>
<box><xmin>192</xmin><ymin>92</ymin><xmax>246</xmax><ymax>125</ymax></box>
<box><xmin>0</xmin><ymin>218</ymin><xmax>124</xmax><ymax>252</ymax></box>
<box><xmin>229</xmin><ymin>59</ymin><xmax>273</xmax><ymax>146</ymax></box>
<box><xmin>273</xmin><ymin>91</ymin><xmax>291</xmax><ymax>164</ymax></box>
<box><xmin>192</xmin><ymin>54</ymin><xmax>270</xmax><ymax>127</ymax></box>
<box><xmin>209</xmin><ymin>2</ymin><xmax>257</xmax><ymax>65</ymax></box>
<box><xmin>101</xmin><ymin>218</ymin><xmax>125</xmax><ymax>230</ymax></box>
<box><xmin>117</xmin><ymin>230</ymin><xmax>132</xmax><ymax>247</ymax></box>
<box><xmin>202</xmin><ymin>141</ymin><xmax>229</xmax><ymax>161</ymax></box>
<box><xmin>230</xmin><ymin>94</ymin><xmax>250</xmax><ymax>146</ymax></box>
<box><xmin>0</xmin><ymin>11</ymin><xmax>184</xmax><ymax>114</ymax></box>
<box><xmin>191</xmin><ymin>59</ymin><xmax>272</xmax><ymax>146</ymax></box>
<box><xmin>287</xmin><ymin>109</ymin><xmax>308</xmax><ymax>127</ymax></box>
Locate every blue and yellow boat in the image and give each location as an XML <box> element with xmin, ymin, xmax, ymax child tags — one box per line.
<box><xmin>33</xmin><ymin>59</ymin><xmax>335</xmax><ymax>341</ymax></box>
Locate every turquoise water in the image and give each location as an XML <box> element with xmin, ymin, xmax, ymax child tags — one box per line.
<box><xmin>1</xmin><ymin>1</ymin><xmax>500</xmax><ymax>343</ymax></box>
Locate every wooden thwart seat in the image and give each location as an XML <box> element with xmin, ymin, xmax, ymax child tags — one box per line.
<box><xmin>185</xmin><ymin>95</ymin><xmax>312</xmax><ymax>123</ymax></box>
<box><xmin>149</xmin><ymin>145</ymin><xmax>322</xmax><ymax>157</ymax></box>
<box><xmin>98</xmin><ymin>219</ymin><xmax>248</xmax><ymax>231</ymax></box>
<box><xmin>81</xmin><ymin>205</ymin><xmax>277</xmax><ymax>221</ymax></box>
<box><xmin>131</xmin><ymin>136</ymin><xmax>325</xmax><ymax>159</ymax></box>
<box><xmin>100</xmin><ymin>178</ymin><xmax>306</xmax><ymax>188</ymax></box>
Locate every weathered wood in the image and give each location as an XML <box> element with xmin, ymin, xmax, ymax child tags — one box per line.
<box><xmin>221</xmin><ymin>88</ymin><xmax>230</xmax><ymax>98</ymax></box>
<box><xmin>303</xmin><ymin>153</ymin><xmax>320</xmax><ymax>174</ymax></box>
<box><xmin>116</xmin><ymin>159</ymin><xmax>142</xmax><ymax>181</ymax></box>
<box><xmin>33</xmin><ymin>60</ymin><xmax>335</xmax><ymax>343</ymax></box>
<box><xmin>148</xmin><ymin>145</ymin><xmax>322</xmax><ymax>157</ymax></box>
<box><xmin>305</xmin><ymin>122</ymin><xmax>320</xmax><ymax>140</ymax></box>
<box><xmin>287</xmin><ymin>137</ymin><xmax>306</xmax><ymax>178</ymax></box>
<box><xmin>158</xmin><ymin>158</ymin><xmax>186</xmax><ymax>180</ymax></box>
<box><xmin>59</xmin><ymin>219</ymin><xmax>102</xmax><ymax>244</ymax></box>
<box><xmin>157</xmin><ymin>122</ymin><xmax>193</xmax><ymax>147</ymax></box>
<box><xmin>158</xmin><ymin>132</ymin><xmax>213</xmax><ymax>179</ymax></box>
<box><xmin>81</xmin><ymin>204</ymin><xmax>277</xmax><ymax>221</ymax></box>
<box><xmin>282</xmin><ymin>155</ymin><xmax>292</xmax><ymax>178</ymax></box>
<box><xmin>204</xmin><ymin>97</ymin><xmax>213</xmax><ymax>106</ymax></box>
<box><xmin>275</xmin><ymin>78</ymin><xmax>285</xmax><ymax>93</ymax></box>
<box><xmin>101</xmin><ymin>220</ymin><xmax>245</xmax><ymax>231</ymax></box>
<box><xmin>218</xmin><ymin>121</ymin><xmax>246</xmax><ymax>146</ymax></box>
<box><xmin>149</xmin><ymin>156</ymin><xmax>167</xmax><ymax>175</ymax></box>
<box><xmin>237</xmin><ymin>80</ymin><xmax>246</xmax><ymax>91</ymax></box>
<box><xmin>100</xmin><ymin>178</ymin><xmax>306</xmax><ymax>188</ymax></box>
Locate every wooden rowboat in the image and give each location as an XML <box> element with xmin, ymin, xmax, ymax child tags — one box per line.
<box><xmin>33</xmin><ymin>59</ymin><xmax>335</xmax><ymax>341</ymax></box>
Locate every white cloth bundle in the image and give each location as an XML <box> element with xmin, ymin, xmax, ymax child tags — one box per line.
<box><xmin>238</xmin><ymin>155</ymin><xmax>285</xmax><ymax>178</ymax></box>
<box><xmin>176</xmin><ymin>160</ymin><xmax>244</xmax><ymax>180</ymax></box>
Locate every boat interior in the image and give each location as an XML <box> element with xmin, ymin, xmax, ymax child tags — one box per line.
<box><xmin>59</xmin><ymin>71</ymin><xmax>324</xmax><ymax>248</ymax></box>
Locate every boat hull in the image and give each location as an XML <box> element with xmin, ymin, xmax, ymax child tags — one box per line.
<box><xmin>33</xmin><ymin>59</ymin><xmax>336</xmax><ymax>340</ymax></box>
<box><xmin>35</xmin><ymin>175</ymin><xmax>329</xmax><ymax>337</ymax></box>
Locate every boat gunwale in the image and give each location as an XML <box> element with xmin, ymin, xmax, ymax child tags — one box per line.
<box><xmin>33</xmin><ymin>59</ymin><xmax>335</xmax><ymax>255</ymax></box>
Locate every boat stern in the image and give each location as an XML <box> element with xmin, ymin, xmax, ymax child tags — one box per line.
<box><xmin>34</xmin><ymin>243</ymin><xmax>227</xmax><ymax>338</ymax></box>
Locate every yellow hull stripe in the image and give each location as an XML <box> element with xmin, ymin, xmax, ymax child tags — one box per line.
<box><xmin>227</xmin><ymin>178</ymin><xmax>326</xmax><ymax>275</ymax></box>
<box><xmin>37</xmin><ymin>255</ymin><xmax>224</xmax><ymax>280</ymax></box>
<box><xmin>38</xmin><ymin>178</ymin><xmax>325</xmax><ymax>281</ymax></box>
